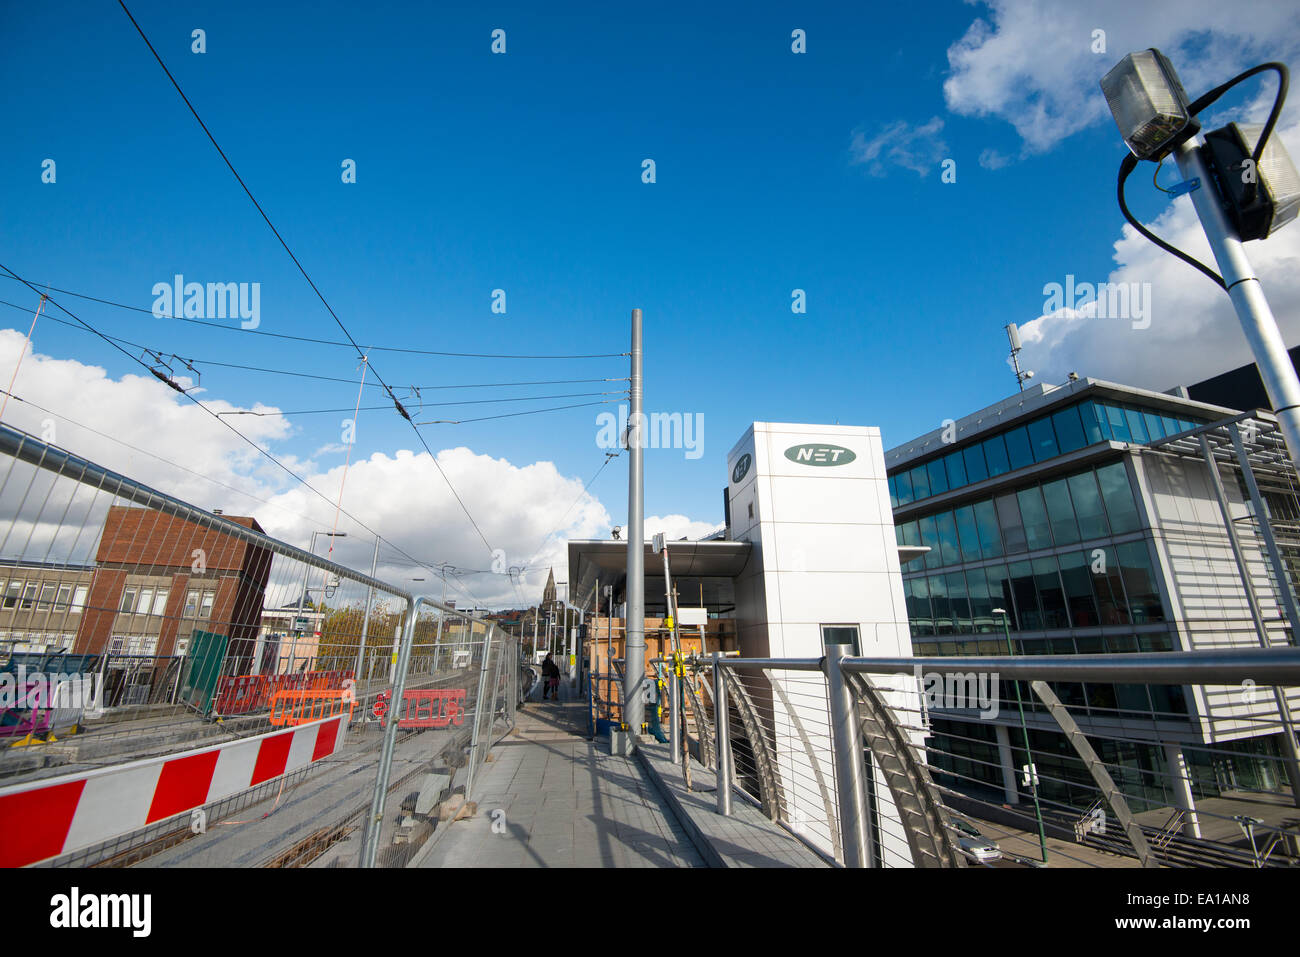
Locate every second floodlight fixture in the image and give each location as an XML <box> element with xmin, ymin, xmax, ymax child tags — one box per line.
<box><xmin>1101</xmin><ymin>48</ymin><xmax>1199</xmax><ymax>162</ymax></box>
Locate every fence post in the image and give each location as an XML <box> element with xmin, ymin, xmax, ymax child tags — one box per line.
<box><xmin>467</xmin><ymin>623</ymin><xmax>496</xmax><ymax>797</ymax></box>
<box><xmin>824</xmin><ymin>649</ymin><xmax>872</xmax><ymax>868</ymax></box>
<box><xmin>362</xmin><ymin>594</ymin><xmax>422</xmax><ymax>867</ymax></box>
<box><xmin>713</xmin><ymin>652</ymin><xmax>732</xmax><ymax>816</ymax></box>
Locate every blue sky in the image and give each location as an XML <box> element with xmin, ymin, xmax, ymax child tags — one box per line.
<box><xmin>2</xmin><ymin>1</ymin><xmax>1298</xmax><ymax>605</ymax></box>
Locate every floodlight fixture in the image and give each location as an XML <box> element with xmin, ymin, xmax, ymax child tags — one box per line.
<box><xmin>1101</xmin><ymin>48</ymin><xmax>1199</xmax><ymax>162</ymax></box>
<box><xmin>1203</xmin><ymin>122</ymin><xmax>1300</xmax><ymax>241</ymax></box>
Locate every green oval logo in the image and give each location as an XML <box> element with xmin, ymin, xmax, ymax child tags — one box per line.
<box><xmin>732</xmin><ymin>453</ymin><xmax>752</xmax><ymax>483</ymax></box>
<box><xmin>784</xmin><ymin>444</ymin><xmax>856</xmax><ymax>467</ymax></box>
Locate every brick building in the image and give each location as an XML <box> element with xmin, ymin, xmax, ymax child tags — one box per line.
<box><xmin>72</xmin><ymin>506</ymin><xmax>272</xmax><ymax>673</ymax></box>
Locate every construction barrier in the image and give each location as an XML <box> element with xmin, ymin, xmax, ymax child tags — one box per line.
<box><xmin>213</xmin><ymin>669</ymin><xmax>354</xmax><ymax>716</ymax></box>
<box><xmin>0</xmin><ymin>714</ymin><xmax>347</xmax><ymax>867</ymax></box>
<box><xmin>371</xmin><ymin>688</ymin><xmax>466</xmax><ymax>728</ymax></box>
<box><xmin>268</xmin><ymin>689</ymin><xmax>358</xmax><ymax>727</ymax></box>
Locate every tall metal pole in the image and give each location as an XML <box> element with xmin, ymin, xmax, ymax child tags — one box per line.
<box><xmin>1174</xmin><ymin>137</ymin><xmax>1300</xmax><ymax>470</ymax></box>
<box><xmin>998</xmin><ymin>610</ymin><xmax>1049</xmax><ymax>863</ymax></box>
<box><xmin>353</xmin><ymin>535</ymin><xmax>381</xmax><ymax>689</ymax></box>
<box><xmin>290</xmin><ymin>531</ymin><xmax>318</xmax><ymax>675</ymax></box>
<box><xmin>625</xmin><ymin>308</ymin><xmax>645</xmax><ymax>736</ymax></box>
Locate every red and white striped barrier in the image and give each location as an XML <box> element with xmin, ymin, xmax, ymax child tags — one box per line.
<box><xmin>0</xmin><ymin>714</ymin><xmax>346</xmax><ymax>867</ymax></box>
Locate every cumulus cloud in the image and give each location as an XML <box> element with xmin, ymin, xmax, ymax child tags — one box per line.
<box><xmin>944</xmin><ymin>0</ymin><xmax>1300</xmax><ymax>154</ymax></box>
<box><xmin>850</xmin><ymin>117</ymin><xmax>948</xmax><ymax>177</ymax></box>
<box><xmin>0</xmin><ymin>332</ymin><xmax>718</xmax><ymax>608</ymax></box>
<box><xmin>978</xmin><ymin>148</ymin><xmax>1012</xmax><ymax>170</ymax></box>
<box><xmin>1015</xmin><ymin>122</ymin><xmax>1300</xmax><ymax>390</ymax></box>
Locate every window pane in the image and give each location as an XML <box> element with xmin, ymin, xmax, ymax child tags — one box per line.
<box><xmin>1143</xmin><ymin>411</ymin><xmax>1166</xmax><ymax>440</ymax></box>
<box><xmin>152</xmin><ymin>589</ymin><xmax>169</xmax><ymax>615</ymax></box>
<box><xmin>984</xmin><ymin>434</ymin><xmax>1011</xmax><ymax>477</ymax></box>
<box><xmin>1027</xmin><ymin>416</ymin><xmax>1060</xmax><ymax>462</ymax></box>
<box><xmin>54</xmin><ymin>584</ymin><xmax>72</xmax><ymax>612</ymax></box>
<box><xmin>888</xmin><ymin>474</ymin><xmax>898</xmax><ymax>509</ymax></box>
<box><xmin>184</xmin><ymin>590</ymin><xmax>199</xmax><ymax>617</ymax></box>
<box><xmin>137</xmin><ymin>588</ymin><xmax>153</xmax><ymax>614</ymax></box>
<box><xmin>1041</xmin><ymin>478</ymin><xmax>1080</xmax><ymax>546</ymax></box>
<box><xmin>947</xmin><ymin>572</ymin><xmax>971</xmax><ymax>634</ymax></box>
<box><xmin>900</xmin><ymin>520</ymin><xmax>920</xmax><ymax>547</ymax></box>
<box><xmin>1059</xmin><ymin>551</ymin><xmax>1100</xmax><ymax>627</ymax></box>
<box><xmin>995</xmin><ymin>493</ymin><xmax>1026</xmax><ymax>553</ymax></box>
<box><xmin>1080</xmin><ymin>401</ymin><xmax>1108</xmax><ymax>444</ymax></box>
<box><xmin>1161</xmin><ymin>415</ymin><xmax>1181</xmax><ymax>437</ymax></box>
<box><xmin>1116</xmin><ymin>541</ymin><xmax>1164</xmax><ymax>623</ymax></box>
<box><xmin>908</xmin><ymin>577</ymin><xmax>933</xmax><ymax>636</ymax></box>
<box><xmin>935</xmin><ymin>511</ymin><xmax>961</xmax><ymax>566</ymax></box>
<box><xmin>3</xmin><ymin>581</ymin><xmax>19</xmax><ymax>608</ymax></box>
<box><xmin>1004</xmin><ymin>427</ymin><xmax>1034</xmax><ymax>471</ymax></box>
<box><xmin>953</xmin><ymin>505</ymin><xmax>982</xmax><ymax>563</ymax></box>
<box><xmin>927</xmin><ymin>458</ymin><xmax>949</xmax><ymax>496</ymax></box>
<box><xmin>895</xmin><ymin>470</ymin><xmax>913</xmax><ymax>507</ymax></box>
<box><xmin>1096</xmin><ymin>462</ymin><xmax>1141</xmax><ymax>533</ymax></box>
<box><xmin>39</xmin><ymin>583</ymin><xmax>57</xmax><ymax>608</ymax></box>
<box><xmin>1052</xmin><ymin>405</ymin><xmax>1087</xmax><ymax>454</ymax></box>
<box><xmin>1090</xmin><ymin>545</ymin><xmax>1130</xmax><ymax>625</ymax></box>
<box><xmin>71</xmin><ymin>586</ymin><xmax>88</xmax><ymax>613</ymax></box>
<box><xmin>918</xmin><ymin>515</ymin><xmax>940</xmax><ymax>570</ymax></box>
<box><xmin>967</xmin><ymin>568</ymin><xmax>995</xmax><ymax>633</ymax></box>
<box><xmin>963</xmin><ymin>443</ymin><xmax>988</xmax><ymax>484</ymax></box>
<box><xmin>1008</xmin><ymin>560</ymin><xmax>1041</xmax><ymax>630</ymax></box>
<box><xmin>984</xmin><ymin>565</ymin><xmax>1013</xmax><ymax>627</ymax></box>
<box><xmin>929</xmin><ymin>575</ymin><xmax>952</xmax><ymax>635</ymax></box>
<box><xmin>945</xmin><ymin>450</ymin><xmax>967</xmax><ymax>488</ymax></box>
<box><xmin>119</xmin><ymin>587</ymin><xmax>137</xmax><ymax>613</ymax></box>
<box><xmin>1067</xmin><ymin>471</ymin><xmax>1109</xmax><ymax>540</ymax></box>
<box><xmin>1016</xmin><ymin>486</ymin><xmax>1053</xmax><ymax>550</ymax></box>
<box><xmin>973</xmin><ymin>499</ymin><xmax>1003</xmax><ymax>558</ymax></box>
<box><xmin>200</xmin><ymin>591</ymin><xmax>215</xmax><ymax>618</ymax></box>
<box><xmin>1033</xmin><ymin>556</ymin><xmax>1069</xmax><ymax>629</ymax></box>
<box><xmin>1104</xmin><ymin>404</ymin><xmax>1132</xmax><ymax>442</ymax></box>
<box><xmin>911</xmin><ymin>464</ymin><xmax>930</xmax><ymax>501</ymax></box>
<box><xmin>1124</xmin><ymin>407</ymin><xmax>1150</xmax><ymax>443</ymax></box>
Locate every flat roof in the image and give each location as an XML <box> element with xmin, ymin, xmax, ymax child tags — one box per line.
<box><xmin>567</xmin><ymin>539</ymin><xmax>753</xmax><ymax>611</ymax></box>
<box><xmin>885</xmin><ymin>377</ymin><xmax>1242</xmax><ymax>472</ymax></box>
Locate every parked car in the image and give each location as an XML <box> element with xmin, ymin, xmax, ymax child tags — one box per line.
<box><xmin>951</xmin><ymin>818</ymin><xmax>1002</xmax><ymax>864</ymax></box>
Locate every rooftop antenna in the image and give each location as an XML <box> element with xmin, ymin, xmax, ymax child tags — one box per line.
<box><xmin>1005</xmin><ymin>323</ymin><xmax>1034</xmax><ymax>392</ymax></box>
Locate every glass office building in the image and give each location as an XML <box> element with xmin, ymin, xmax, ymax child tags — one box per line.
<box><xmin>886</xmin><ymin>379</ymin><xmax>1300</xmax><ymax>822</ymax></box>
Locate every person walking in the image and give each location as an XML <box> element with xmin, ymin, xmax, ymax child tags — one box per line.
<box><xmin>542</xmin><ymin>652</ymin><xmax>560</xmax><ymax>700</ymax></box>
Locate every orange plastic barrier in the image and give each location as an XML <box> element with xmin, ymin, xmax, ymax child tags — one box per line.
<box><xmin>371</xmin><ymin>688</ymin><xmax>466</xmax><ymax>728</ymax></box>
<box><xmin>268</xmin><ymin>689</ymin><xmax>357</xmax><ymax>726</ymax></box>
<box><xmin>214</xmin><ymin>670</ymin><xmax>354</xmax><ymax>715</ymax></box>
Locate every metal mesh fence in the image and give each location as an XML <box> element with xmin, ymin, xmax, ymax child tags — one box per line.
<box><xmin>0</xmin><ymin>422</ymin><xmax>520</xmax><ymax>868</ymax></box>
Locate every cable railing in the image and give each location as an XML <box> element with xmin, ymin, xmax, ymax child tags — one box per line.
<box><xmin>680</xmin><ymin>646</ymin><xmax>1300</xmax><ymax>868</ymax></box>
<box><xmin>0</xmin><ymin>421</ymin><xmax>524</xmax><ymax>868</ymax></box>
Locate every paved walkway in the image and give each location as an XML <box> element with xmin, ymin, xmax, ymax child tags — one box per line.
<box><xmin>415</xmin><ymin>682</ymin><xmax>704</xmax><ymax>868</ymax></box>
<box><xmin>637</xmin><ymin>740</ymin><xmax>831</xmax><ymax>868</ymax></box>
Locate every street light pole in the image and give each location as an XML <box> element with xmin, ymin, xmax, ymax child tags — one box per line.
<box><xmin>994</xmin><ymin>607</ymin><xmax>1048</xmax><ymax>865</ymax></box>
<box><xmin>290</xmin><ymin>531</ymin><xmax>344</xmax><ymax>675</ymax></box>
<box><xmin>625</xmin><ymin>308</ymin><xmax>646</xmax><ymax>738</ymax></box>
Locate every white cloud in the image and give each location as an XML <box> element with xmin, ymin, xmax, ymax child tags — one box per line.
<box><xmin>944</xmin><ymin>0</ymin><xmax>1300</xmax><ymax>154</ymax></box>
<box><xmin>978</xmin><ymin>148</ymin><xmax>1012</xmax><ymax>170</ymax></box>
<box><xmin>0</xmin><ymin>332</ymin><xmax>717</xmax><ymax>609</ymax></box>
<box><xmin>643</xmin><ymin>514</ymin><xmax>725</xmax><ymax>543</ymax></box>
<box><xmin>1016</xmin><ymin>123</ymin><xmax>1300</xmax><ymax>390</ymax></box>
<box><xmin>849</xmin><ymin>117</ymin><xmax>948</xmax><ymax>177</ymax></box>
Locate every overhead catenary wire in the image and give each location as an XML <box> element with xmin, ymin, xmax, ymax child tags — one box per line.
<box><xmin>118</xmin><ymin>0</ymin><xmax>631</xmax><ymax>563</ymax></box>
<box><xmin>0</xmin><ymin>267</ymin><xmax>483</xmax><ymax>608</ymax></box>
<box><xmin>0</xmin><ymin>296</ymin><xmax>625</xmax><ymax>393</ymax></box>
<box><xmin>0</xmin><ymin>273</ymin><xmax>627</xmax><ymax>360</ymax></box>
